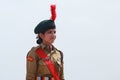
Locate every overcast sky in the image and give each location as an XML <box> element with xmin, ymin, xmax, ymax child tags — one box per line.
<box><xmin>0</xmin><ymin>0</ymin><xmax>120</xmax><ymax>80</ymax></box>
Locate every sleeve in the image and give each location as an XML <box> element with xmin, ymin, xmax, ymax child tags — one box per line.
<box><xmin>61</xmin><ymin>63</ymin><xmax>65</xmax><ymax>80</ymax></box>
<box><xmin>26</xmin><ymin>48</ymin><xmax>38</xmax><ymax>80</ymax></box>
<box><xmin>59</xmin><ymin>51</ymin><xmax>65</xmax><ymax>80</ymax></box>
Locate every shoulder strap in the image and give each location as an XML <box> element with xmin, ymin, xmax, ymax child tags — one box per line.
<box><xmin>35</xmin><ymin>48</ymin><xmax>60</xmax><ymax>80</ymax></box>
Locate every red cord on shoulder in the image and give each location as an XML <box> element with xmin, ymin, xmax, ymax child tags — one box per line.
<box><xmin>50</xmin><ymin>4</ymin><xmax>56</xmax><ymax>21</ymax></box>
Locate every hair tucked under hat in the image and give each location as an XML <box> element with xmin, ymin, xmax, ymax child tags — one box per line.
<box><xmin>34</xmin><ymin>4</ymin><xmax>57</xmax><ymax>44</ymax></box>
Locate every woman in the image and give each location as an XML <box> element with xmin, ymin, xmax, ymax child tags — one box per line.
<box><xmin>26</xmin><ymin>5</ymin><xmax>64</xmax><ymax>80</ymax></box>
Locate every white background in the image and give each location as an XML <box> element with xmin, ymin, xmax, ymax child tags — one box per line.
<box><xmin>0</xmin><ymin>0</ymin><xmax>120</xmax><ymax>80</ymax></box>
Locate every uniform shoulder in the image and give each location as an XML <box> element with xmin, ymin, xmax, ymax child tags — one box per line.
<box><xmin>27</xmin><ymin>46</ymin><xmax>39</xmax><ymax>56</ymax></box>
<box><xmin>55</xmin><ymin>49</ymin><xmax>63</xmax><ymax>54</ymax></box>
<box><xmin>55</xmin><ymin>49</ymin><xmax>64</xmax><ymax>62</ymax></box>
<box><xmin>31</xmin><ymin>46</ymin><xmax>39</xmax><ymax>51</ymax></box>
<box><xmin>53</xmin><ymin>46</ymin><xmax>62</xmax><ymax>52</ymax></box>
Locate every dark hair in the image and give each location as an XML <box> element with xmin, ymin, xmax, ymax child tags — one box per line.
<box><xmin>36</xmin><ymin>37</ymin><xmax>42</xmax><ymax>44</ymax></box>
<box><xmin>36</xmin><ymin>31</ymin><xmax>45</xmax><ymax>44</ymax></box>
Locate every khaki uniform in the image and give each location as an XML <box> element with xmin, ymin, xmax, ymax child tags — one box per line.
<box><xmin>26</xmin><ymin>43</ymin><xmax>64</xmax><ymax>80</ymax></box>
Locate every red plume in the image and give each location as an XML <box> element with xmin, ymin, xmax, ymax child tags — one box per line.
<box><xmin>50</xmin><ymin>4</ymin><xmax>56</xmax><ymax>21</ymax></box>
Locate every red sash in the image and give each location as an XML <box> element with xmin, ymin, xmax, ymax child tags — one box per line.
<box><xmin>36</xmin><ymin>48</ymin><xmax>60</xmax><ymax>80</ymax></box>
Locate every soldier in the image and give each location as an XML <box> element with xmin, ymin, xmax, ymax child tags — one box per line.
<box><xmin>26</xmin><ymin>5</ymin><xmax>65</xmax><ymax>80</ymax></box>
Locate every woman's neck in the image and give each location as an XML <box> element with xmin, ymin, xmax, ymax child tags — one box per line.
<box><xmin>42</xmin><ymin>41</ymin><xmax>52</xmax><ymax>46</ymax></box>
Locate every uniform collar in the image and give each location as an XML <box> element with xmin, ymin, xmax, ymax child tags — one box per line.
<box><xmin>39</xmin><ymin>43</ymin><xmax>56</xmax><ymax>53</ymax></box>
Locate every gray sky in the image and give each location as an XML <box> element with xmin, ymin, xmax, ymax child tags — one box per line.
<box><xmin>0</xmin><ymin>0</ymin><xmax>120</xmax><ymax>80</ymax></box>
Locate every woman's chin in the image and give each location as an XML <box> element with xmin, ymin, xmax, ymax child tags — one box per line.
<box><xmin>50</xmin><ymin>41</ymin><xmax>54</xmax><ymax>44</ymax></box>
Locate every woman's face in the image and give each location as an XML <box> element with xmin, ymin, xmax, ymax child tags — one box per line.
<box><xmin>39</xmin><ymin>29</ymin><xmax>56</xmax><ymax>45</ymax></box>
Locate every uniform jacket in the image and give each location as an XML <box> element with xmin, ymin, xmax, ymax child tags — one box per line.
<box><xmin>26</xmin><ymin>43</ymin><xmax>64</xmax><ymax>80</ymax></box>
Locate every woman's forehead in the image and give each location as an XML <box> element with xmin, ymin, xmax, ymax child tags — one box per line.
<box><xmin>47</xmin><ymin>29</ymin><xmax>56</xmax><ymax>31</ymax></box>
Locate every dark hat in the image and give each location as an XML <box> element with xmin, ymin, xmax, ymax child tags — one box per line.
<box><xmin>34</xmin><ymin>20</ymin><xmax>56</xmax><ymax>34</ymax></box>
<box><xmin>34</xmin><ymin>5</ymin><xmax>56</xmax><ymax>34</ymax></box>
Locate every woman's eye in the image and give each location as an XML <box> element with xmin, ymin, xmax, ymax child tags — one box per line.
<box><xmin>47</xmin><ymin>30</ymin><xmax>56</xmax><ymax>34</ymax></box>
<box><xmin>54</xmin><ymin>31</ymin><xmax>56</xmax><ymax>34</ymax></box>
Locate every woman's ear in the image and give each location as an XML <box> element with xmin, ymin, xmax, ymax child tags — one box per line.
<box><xmin>39</xmin><ymin>33</ymin><xmax>44</xmax><ymax>39</ymax></box>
